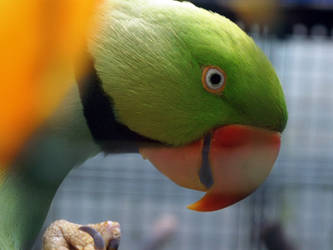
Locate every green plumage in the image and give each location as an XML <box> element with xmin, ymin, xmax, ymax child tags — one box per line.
<box><xmin>90</xmin><ymin>0</ymin><xmax>287</xmax><ymax>146</ymax></box>
<box><xmin>0</xmin><ymin>89</ymin><xmax>98</xmax><ymax>249</ymax></box>
<box><xmin>0</xmin><ymin>0</ymin><xmax>287</xmax><ymax>248</ymax></box>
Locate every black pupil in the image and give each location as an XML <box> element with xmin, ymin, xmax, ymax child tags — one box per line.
<box><xmin>209</xmin><ymin>73</ymin><xmax>222</xmax><ymax>85</ymax></box>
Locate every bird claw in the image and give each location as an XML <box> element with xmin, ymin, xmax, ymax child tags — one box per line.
<box><xmin>79</xmin><ymin>226</ymin><xmax>105</xmax><ymax>250</ymax></box>
<box><xmin>107</xmin><ymin>238</ymin><xmax>120</xmax><ymax>250</ymax></box>
<box><xmin>79</xmin><ymin>225</ymin><xmax>120</xmax><ymax>250</ymax></box>
<box><xmin>43</xmin><ymin>220</ymin><xmax>121</xmax><ymax>250</ymax></box>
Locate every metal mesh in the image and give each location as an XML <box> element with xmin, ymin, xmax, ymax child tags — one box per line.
<box><xmin>34</xmin><ymin>34</ymin><xmax>333</xmax><ymax>250</ymax></box>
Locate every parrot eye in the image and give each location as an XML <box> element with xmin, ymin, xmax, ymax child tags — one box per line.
<box><xmin>202</xmin><ymin>66</ymin><xmax>226</xmax><ymax>94</ymax></box>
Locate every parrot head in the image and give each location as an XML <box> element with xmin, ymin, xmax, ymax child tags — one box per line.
<box><xmin>86</xmin><ymin>0</ymin><xmax>287</xmax><ymax>212</ymax></box>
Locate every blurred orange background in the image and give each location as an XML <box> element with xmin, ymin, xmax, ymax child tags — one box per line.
<box><xmin>0</xmin><ymin>0</ymin><xmax>99</xmax><ymax>170</ymax></box>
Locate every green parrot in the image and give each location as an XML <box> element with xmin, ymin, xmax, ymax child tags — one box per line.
<box><xmin>0</xmin><ymin>0</ymin><xmax>287</xmax><ymax>249</ymax></box>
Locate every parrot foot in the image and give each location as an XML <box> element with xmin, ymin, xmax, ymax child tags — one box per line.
<box><xmin>42</xmin><ymin>219</ymin><xmax>120</xmax><ymax>250</ymax></box>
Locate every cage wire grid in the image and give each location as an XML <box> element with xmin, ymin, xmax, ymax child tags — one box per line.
<box><xmin>33</xmin><ymin>32</ymin><xmax>333</xmax><ymax>250</ymax></box>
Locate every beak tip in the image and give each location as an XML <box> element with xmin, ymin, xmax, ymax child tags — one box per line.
<box><xmin>186</xmin><ymin>191</ymin><xmax>247</xmax><ymax>212</ymax></box>
<box><xmin>186</xmin><ymin>204</ymin><xmax>199</xmax><ymax>211</ymax></box>
<box><xmin>186</xmin><ymin>200</ymin><xmax>217</xmax><ymax>212</ymax></box>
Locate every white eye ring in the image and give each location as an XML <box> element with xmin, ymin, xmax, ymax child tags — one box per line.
<box><xmin>202</xmin><ymin>66</ymin><xmax>226</xmax><ymax>94</ymax></box>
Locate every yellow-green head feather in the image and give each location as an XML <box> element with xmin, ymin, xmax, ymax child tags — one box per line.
<box><xmin>90</xmin><ymin>0</ymin><xmax>287</xmax><ymax>146</ymax></box>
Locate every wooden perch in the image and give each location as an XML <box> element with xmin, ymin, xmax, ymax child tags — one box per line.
<box><xmin>42</xmin><ymin>220</ymin><xmax>120</xmax><ymax>250</ymax></box>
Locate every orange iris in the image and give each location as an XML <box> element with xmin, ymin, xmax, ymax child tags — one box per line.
<box><xmin>201</xmin><ymin>66</ymin><xmax>227</xmax><ymax>94</ymax></box>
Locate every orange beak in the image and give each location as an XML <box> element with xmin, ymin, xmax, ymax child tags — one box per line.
<box><xmin>139</xmin><ymin>125</ymin><xmax>281</xmax><ymax>212</ymax></box>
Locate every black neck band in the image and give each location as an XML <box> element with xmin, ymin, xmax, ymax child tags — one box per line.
<box><xmin>76</xmin><ymin>54</ymin><xmax>157</xmax><ymax>153</ymax></box>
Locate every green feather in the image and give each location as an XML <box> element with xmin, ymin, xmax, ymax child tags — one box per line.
<box><xmin>0</xmin><ymin>87</ymin><xmax>98</xmax><ymax>249</ymax></box>
<box><xmin>0</xmin><ymin>0</ymin><xmax>287</xmax><ymax>248</ymax></box>
<box><xmin>90</xmin><ymin>0</ymin><xmax>287</xmax><ymax>146</ymax></box>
